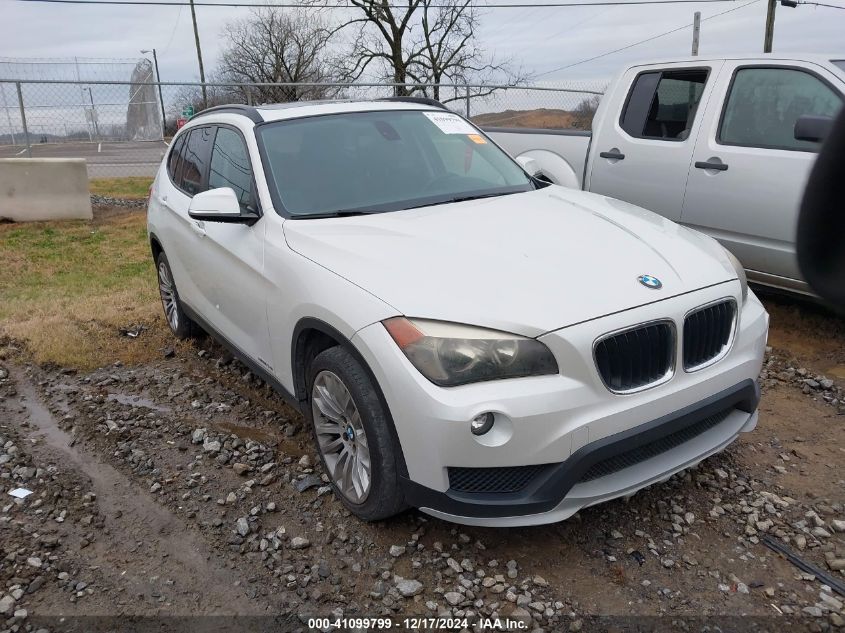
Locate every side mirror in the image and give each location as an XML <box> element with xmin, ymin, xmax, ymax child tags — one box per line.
<box><xmin>794</xmin><ymin>115</ymin><xmax>833</xmax><ymax>144</ymax></box>
<box><xmin>188</xmin><ymin>188</ymin><xmax>258</xmax><ymax>224</ymax></box>
<box><xmin>516</xmin><ymin>155</ymin><xmax>542</xmax><ymax>177</ymax></box>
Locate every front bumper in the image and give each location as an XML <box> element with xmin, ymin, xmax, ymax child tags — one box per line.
<box><xmin>352</xmin><ymin>281</ymin><xmax>768</xmax><ymax>526</ymax></box>
<box><xmin>406</xmin><ymin>380</ymin><xmax>758</xmax><ymax>526</ymax></box>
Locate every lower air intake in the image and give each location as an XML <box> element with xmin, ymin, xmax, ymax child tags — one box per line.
<box><xmin>577</xmin><ymin>407</ymin><xmax>734</xmax><ymax>482</ymax></box>
<box><xmin>448</xmin><ymin>464</ymin><xmax>551</xmax><ymax>494</ymax></box>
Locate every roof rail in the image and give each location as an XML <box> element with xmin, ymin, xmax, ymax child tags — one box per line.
<box><xmin>378</xmin><ymin>96</ymin><xmax>449</xmax><ymax>110</ymax></box>
<box><xmin>190</xmin><ymin>104</ymin><xmax>263</xmax><ymax>124</ymax></box>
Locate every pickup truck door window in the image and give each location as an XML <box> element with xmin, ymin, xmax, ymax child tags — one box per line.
<box><xmin>587</xmin><ymin>64</ymin><xmax>718</xmax><ymax>222</ymax></box>
<box><xmin>719</xmin><ymin>67</ymin><xmax>841</xmax><ymax>151</ymax></box>
<box><xmin>193</xmin><ymin>125</ymin><xmax>271</xmax><ymax>366</ymax></box>
<box><xmin>621</xmin><ymin>70</ymin><xmax>708</xmax><ymax>141</ymax></box>
<box><xmin>681</xmin><ymin>64</ymin><xmax>843</xmax><ymax>291</ymax></box>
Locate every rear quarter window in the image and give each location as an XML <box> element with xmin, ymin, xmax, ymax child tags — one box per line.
<box><xmin>167</xmin><ymin>134</ymin><xmax>186</xmax><ymax>183</ymax></box>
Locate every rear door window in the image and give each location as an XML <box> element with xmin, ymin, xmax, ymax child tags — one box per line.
<box><xmin>718</xmin><ymin>66</ymin><xmax>843</xmax><ymax>152</ymax></box>
<box><xmin>178</xmin><ymin>126</ymin><xmax>216</xmax><ymax>196</ymax></box>
<box><xmin>620</xmin><ymin>68</ymin><xmax>709</xmax><ymax>141</ymax></box>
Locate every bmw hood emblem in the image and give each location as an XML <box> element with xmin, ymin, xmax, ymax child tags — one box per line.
<box><xmin>638</xmin><ymin>274</ymin><xmax>662</xmax><ymax>289</ymax></box>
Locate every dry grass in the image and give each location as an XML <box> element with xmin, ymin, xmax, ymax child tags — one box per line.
<box><xmin>471</xmin><ymin>108</ymin><xmax>580</xmax><ymax>129</ymax></box>
<box><xmin>0</xmin><ymin>211</ymin><xmax>176</xmax><ymax>369</ymax></box>
<box><xmin>89</xmin><ymin>177</ymin><xmax>153</xmax><ymax>200</ymax></box>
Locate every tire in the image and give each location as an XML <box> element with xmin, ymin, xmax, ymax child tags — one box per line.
<box><xmin>156</xmin><ymin>252</ymin><xmax>203</xmax><ymax>341</ymax></box>
<box><xmin>307</xmin><ymin>346</ymin><xmax>406</xmax><ymax>521</ymax></box>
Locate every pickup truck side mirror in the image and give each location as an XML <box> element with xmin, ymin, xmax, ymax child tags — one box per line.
<box><xmin>188</xmin><ymin>187</ymin><xmax>259</xmax><ymax>225</ymax></box>
<box><xmin>516</xmin><ymin>156</ymin><xmax>542</xmax><ymax>177</ymax></box>
<box><xmin>516</xmin><ymin>155</ymin><xmax>555</xmax><ymax>185</ymax></box>
<box><xmin>794</xmin><ymin>115</ymin><xmax>833</xmax><ymax>144</ymax></box>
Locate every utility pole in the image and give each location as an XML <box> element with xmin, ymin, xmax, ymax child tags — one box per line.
<box><xmin>142</xmin><ymin>48</ymin><xmax>167</xmax><ymax>138</ymax></box>
<box><xmin>188</xmin><ymin>0</ymin><xmax>208</xmax><ymax>108</ymax></box>
<box><xmin>763</xmin><ymin>0</ymin><xmax>777</xmax><ymax>53</ymax></box>
<box><xmin>691</xmin><ymin>11</ymin><xmax>701</xmax><ymax>55</ymax></box>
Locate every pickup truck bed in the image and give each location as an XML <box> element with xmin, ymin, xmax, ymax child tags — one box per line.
<box><xmin>485</xmin><ymin>127</ymin><xmax>591</xmax><ymax>189</ymax></box>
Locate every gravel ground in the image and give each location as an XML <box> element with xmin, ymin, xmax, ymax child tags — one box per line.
<box><xmin>1</xmin><ymin>294</ymin><xmax>843</xmax><ymax>633</ymax></box>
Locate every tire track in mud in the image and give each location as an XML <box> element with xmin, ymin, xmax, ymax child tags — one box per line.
<box><xmin>12</xmin><ymin>368</ymin><xmax>273</xmax><ymax>616</ymax></box>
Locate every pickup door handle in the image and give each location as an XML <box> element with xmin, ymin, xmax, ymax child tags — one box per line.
<box><xmin>695</xmin><ymin>160</ymin><xmax>729</xmax><ymax>171</ymax></box>
<box><xmin>599</xmin><ymin>150</ymin><xmax>625</xmax><ymax>160</ymax></box>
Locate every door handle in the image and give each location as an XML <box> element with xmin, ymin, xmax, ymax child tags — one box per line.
<box><xmin>599</xmin><ymin>150</ymin><xmax>625</xmax><ymax>160</ymax></box>
<box><xmin>695</xmin><ymin>160</ymin><xmax>729</xmax><ymax>171</ymax></box>
<box><xmin>190</xmin><ymin>220</ymin><xmax>206</xmax><ymax>236</ymax></box>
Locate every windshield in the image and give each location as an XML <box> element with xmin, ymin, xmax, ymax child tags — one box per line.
<box><xmin>257</xmin><ymin>109</ymin><xmax>534</xmax><ymax>217</ymax></box>
<box><xmin>833</xmin><ymin>60</ymin><xmax>845</xmax><ymax>73</ymax></box>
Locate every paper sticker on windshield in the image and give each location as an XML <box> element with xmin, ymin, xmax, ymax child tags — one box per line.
<box><xmin>423</xmin><ymin>111</ymin><xmax>477</xmax><ymax>135</ymax></box>
<box><xmin>468</xmin><ymin>134</ymin><xmax>487</xmax><ymax>144</ymax></box>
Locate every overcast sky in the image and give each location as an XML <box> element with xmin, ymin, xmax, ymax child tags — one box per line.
<box><xmin>2</xmin><ymin>0</ymin><xmax>843</xmax><ymax>86</ymax></box>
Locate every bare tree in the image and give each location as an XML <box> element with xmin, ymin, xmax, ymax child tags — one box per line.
<box><xmin>217</xmin><ymin>7</ymin><xmax>345</xmax><ymax>104</ymax></box>
<box><xmin>339</xmin><ymin>0</ymin><xmax>424</xmax><ymax>95</ymax></box>
<box><xmin>572</xmin><ymin>94</ymin><xmax>602</xmax><ymax>130</ymax></box>
<box><xmin>337</xmin><ymin>0</ymin><xmax>526</xmax><ymax>98</ymax></box>
<box><xmin>416</xmin><ymin>0</ymin><xmax>528</xmax><ymax>102</ymax></box>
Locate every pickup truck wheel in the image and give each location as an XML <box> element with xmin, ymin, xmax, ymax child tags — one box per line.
<box><xmin>156</xmin><ymin>252</ymin><xmax>203</xmax><ymax>340</ymax></box>
<box><xmin>307</xmin><ymin>346</ymin><xmax>406</xmax><ymax>521</ymax></box>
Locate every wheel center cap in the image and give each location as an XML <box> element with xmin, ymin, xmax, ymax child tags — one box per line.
<box><xmin>345</xmin><ymin>425</ymin><xmax>355</xmax><ymax>441</ymax></box>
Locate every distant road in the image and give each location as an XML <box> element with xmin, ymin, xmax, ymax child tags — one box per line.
<box><xmin>0</xmin><ymin>140</ymin><xmax>168</xmax><ymax>178</ymax></box>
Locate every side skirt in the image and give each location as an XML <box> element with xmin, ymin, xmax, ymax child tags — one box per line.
<box><xmin>181</xmin><ymin>304</ymin><xmax>303</xmax><ymax>413</ymax></box>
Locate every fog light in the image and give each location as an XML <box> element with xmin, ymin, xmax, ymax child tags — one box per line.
<box><xmin>470</xmin><ymin>412</ymin><xmax>494</xmax><ymax>436</ymax></box>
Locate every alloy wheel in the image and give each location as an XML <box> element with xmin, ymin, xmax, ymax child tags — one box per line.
<box><xmin>158</xmin><ymin>262</ymin><xmax>179</xmax><ymax>332</ymax></box>
<box><xmin>311</xmin><ymin>370</ymin><xmax>372</xmax><ymax>504</ymax></box>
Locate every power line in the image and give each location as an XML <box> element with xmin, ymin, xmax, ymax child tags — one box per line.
<box><xmin>10</xmin><ymin>0</ymin><xmax>747</xmax><ymax>8</ymax></box>
<box><xmin>536</xmin><ymin>0</ymin><xmax>760</xmax><ymax>76</ymax></box>
<box><xmin>797</xmin><ymin>0</ymin><xmax>845</xmax><ymax>7</ymax></box>
<box><xmin>161</xmin><ymin>4</ymin><xmax>184</xmax><ymax>54</ymax></box>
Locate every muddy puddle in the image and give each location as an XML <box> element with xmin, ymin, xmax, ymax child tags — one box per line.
<box><xmin>106</xmin><ymin>391</ymin><xmax>172</xmax><ymax>413</ymax></box>
<box><xmin>11</xmin><ymin>371</ymin><xmax>268</xmax><ymax>614</ymax></box>
<box><xmin>209</xmin><ymin>420</ymin><xmax>307</xmax><ymax>458</ymax></box>
<box><xmin>213</xmin><ymin>420</ymin><xmax>283</xmax><ymax>445</ymax></box>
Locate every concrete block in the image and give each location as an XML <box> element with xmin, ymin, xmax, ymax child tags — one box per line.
<box><xmin>0</xmin><ymin>158</ymin><xmax>92</xmax><ymax>222</ymax></box>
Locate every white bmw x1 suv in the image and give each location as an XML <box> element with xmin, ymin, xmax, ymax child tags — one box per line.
<box><xmin>147</xmin><ymin>98</ymin><xmax>769</xmax><ymax>527</ymax></box>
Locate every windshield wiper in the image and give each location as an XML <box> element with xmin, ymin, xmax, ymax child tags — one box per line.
<box><xmin>293</xmin><ymin>209</ymin><xmax>381</xmax><ymax>219</ymax></box>
<box><xmin>408</xmin><ymin>190</ymin><xmax>520</xmax><ymax>210</ymax></box>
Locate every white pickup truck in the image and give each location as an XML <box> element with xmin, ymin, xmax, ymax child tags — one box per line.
<box><xmin>488</xmin><ymin>54</ymin><xmax>845</xmax><ymax>296</ymax></box>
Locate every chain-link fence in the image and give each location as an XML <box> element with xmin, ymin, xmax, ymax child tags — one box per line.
<box><xmin>0</xmin><ymin>79</ymin><xmax>605</xmax><ymax>179</ymax></box>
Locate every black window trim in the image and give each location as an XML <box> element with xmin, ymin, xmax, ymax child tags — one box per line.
<box><xmin>167</xmin><ymin>124</ymin><xmax>216</xmax><ymax>197</ymax></box>
<box><xmin>166</xmin><ymin>132</ymin><xmax>186</xmax><ymax>184</ymax></box>
<box><xmin>208</xmin><ymin>122</ymin><xmax>263</xmax><ymax>218</ymax></box>
<box><xmin>715</xmin><ymin>63</ymin><xmax>845</xmax><ymax>153</ymax></box>
<box><xmin>617</xmin><ymin>65</ymin><xmax>712</xmax><ymax>143</ymax></box>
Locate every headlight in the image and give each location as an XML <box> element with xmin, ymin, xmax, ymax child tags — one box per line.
<box><xmin>725</xmin><ymin>249</ymin><xmax>748</xmax><ymax>304</ymax></box>
<box><xmin>383</xmin><ymin>317</ymin><xmax>559</xmax><ymax>387</ymax></box>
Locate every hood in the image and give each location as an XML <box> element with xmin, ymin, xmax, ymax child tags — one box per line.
<box><xmin>283</xmin><ymin>186</ymin><xmax>736</xmax><ymax>337</ymax></box>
